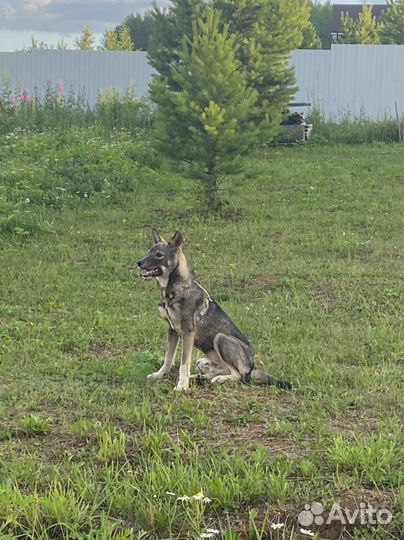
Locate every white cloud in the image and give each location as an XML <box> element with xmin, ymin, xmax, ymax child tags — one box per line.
<box><xmin>23</xmin><ymin>0</ymin><xmax>54</xmax><ymax>11</ymax></box>
<box><xmin>0</xmin><ymin>2</ymin><xmax>17</xmax><ymax>18</ymax></box>
<box><xmin>0</xmin><ymin>0</ymin><xmax>170</xmax><ymax>32</ymax></box>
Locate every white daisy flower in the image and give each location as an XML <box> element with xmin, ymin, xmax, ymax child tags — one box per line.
<box><xmin>193</xmin><ymin>490</ymin><xmax>212</xmax><ymax>503</ymax></box>
<box><xmin>300</xmin><ymin>528</ymin><xmax>315</xmax><ymax>537</ymax></box>
<box><xmin>271</xmin><ymin>522</ymin><xmax>285</xmax><ymax>530</ymax></box>
<box><xmin>176</xmin><ymin>495</ymin><xmax>191</xmax><ymax>501</ymax></box>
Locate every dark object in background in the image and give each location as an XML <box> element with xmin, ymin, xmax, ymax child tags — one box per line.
<box><xmin>280</xmin><ymin>102</ymin><xmax>313</xmax><ymax>142</ymax></box>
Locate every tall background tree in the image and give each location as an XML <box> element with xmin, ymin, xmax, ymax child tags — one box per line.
<box><xmin>379</xmin><ymin>0</ymin><xmax>404</xmax><ymax>44</ymax></box>
<box><xmin>213</xmin><ymin>0</ymin><xmax>312</xmax><ymax>140</ymax></box>
<box><xmin>150</xmin><ymin>6</ymin><xmax>257</xmax><ymax>209</ymax></box>
<box><xmin>148</xmin><ymin>0</ymin><xmax>201</xmax><ymax>86</ymax></box>
<box><xmin>341</xmin><ymin>5</ymin><xmax>381</xmax><ymax>44</ymax></box>
<box><xmin>300</xmin><ymin>20</ymin><xmax>322</xmax><ymax>49</ymax></box>
<box><xmin>149</xmin><ymin>0</ymin><xmax>312</xmax><ymax>143</ymax></box>
<box><xmin>121</xmin><ymin>11</ymin><xmax>158</xmax><ymax>51</ymax></box>
<box><xmin>309</xmin><ymin>1</ymin><xmax>332</xmax><ymax>48</ymax></box>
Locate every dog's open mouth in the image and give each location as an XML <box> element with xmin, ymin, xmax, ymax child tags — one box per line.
<box><xmin>141</xmin><ymin>268</ymin><xmax>162</xmax><ymax>279</ymax></box>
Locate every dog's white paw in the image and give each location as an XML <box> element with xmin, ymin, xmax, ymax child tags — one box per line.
<box><xmin>211</xmin><ymin>375</ymin><xmax>230</xmax><ymax>384</ymax></box>
<box><xmin>147</xmin><ymin>371</ymin><xmax>165</xmax><ymax>381</ymax></box>
<box><xmin>174</xmin><ymin>379</ymin><xmax>189</xmax><ymax>391</ymax></box>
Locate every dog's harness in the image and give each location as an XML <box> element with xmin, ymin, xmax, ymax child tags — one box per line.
<box><xmin>160</xmin><ymin>280</ymin><xmax>213</xmax><ymax>331</ymax></box>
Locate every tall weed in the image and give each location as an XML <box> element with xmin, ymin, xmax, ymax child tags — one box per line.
<box><xmin>308</xmin><ymin>107</ymin><xmax>403</xmax><ymax>144</ymax></box>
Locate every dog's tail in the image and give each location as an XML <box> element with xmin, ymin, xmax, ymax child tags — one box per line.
<box><xmin>249</xmin><ymin>369</ymin><xmax>292</xmax><ymax>390</ymax></box>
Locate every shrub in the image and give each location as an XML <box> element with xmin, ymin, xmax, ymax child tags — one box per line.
<box><xmin>0</xmin><ymin>187</ymin><xmax>54</xmax><ymax>237</ymax></box>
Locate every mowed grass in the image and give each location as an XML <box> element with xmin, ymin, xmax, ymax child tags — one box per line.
<box><xmin>0</xmin><ymin>140</ymin><xmax>402</xmax><ymax>540</ymax></box>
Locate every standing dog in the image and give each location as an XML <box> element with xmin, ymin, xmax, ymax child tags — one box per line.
<box><xmin>138</xmin><ymin>229</ymin><xmax>291</xmax><ymax>391</ymax></box>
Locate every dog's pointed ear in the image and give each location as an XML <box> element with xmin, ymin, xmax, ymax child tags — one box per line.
<box><xmin>170</xmin><ymin>231</ymin><xmax>184</xmax><ymax>251</ymax></box>
<box><xmin>152</xmin><ymin>228</ymin><xmax>167</xmax><ymax>244</ymax></box>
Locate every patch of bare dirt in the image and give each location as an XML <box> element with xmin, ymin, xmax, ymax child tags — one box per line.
<box><xmin>87</xmin><ymin>342</ymin><xmax>129</xmax><ymax>358</ymax></box>
<box><xmin>247</xmin><ymin>275</ymin><xmax>282</xmax><ymax>288</ymax></box>
<box><xmin>312</xmin><ymin>281</ymin><xmax>339</xmax><ymax>307</ymax></box>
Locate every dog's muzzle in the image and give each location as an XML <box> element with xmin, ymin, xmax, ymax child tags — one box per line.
<box><xmin>137</xmin><ymin>260</ymin><xmax>163</xmax><ymax>280</ymax></box>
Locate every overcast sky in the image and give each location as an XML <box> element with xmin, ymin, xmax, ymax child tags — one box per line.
<box><xmin>0</xmin><ymin>0</ymin><xmax>388</xmax><ymax>52</ymax></box>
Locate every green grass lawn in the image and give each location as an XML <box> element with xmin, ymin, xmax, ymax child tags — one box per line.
<box><xmin>0</xmin><ymin>137</ymin><xmax>402</xmax><ymax>540</ymax></box>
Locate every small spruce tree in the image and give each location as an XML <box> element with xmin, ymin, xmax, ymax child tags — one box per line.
<box><xmin>102</xmin><ymin>29</ymin><xmax>119</xmax><ymax>50</ymax></box>
<box><xmin>118</xmin><ymin>25</ymin><xmax>135</xmax><ymax>50</ymax></box>
<box><xmin>74</xmin><ymin>25</ymin><xmax>96</xmax><ymax>50</ymax></box>
<box><xmin>150</xmin><ymin>7</ymin><xmax>257</xmax><ymax>210</ymax></box>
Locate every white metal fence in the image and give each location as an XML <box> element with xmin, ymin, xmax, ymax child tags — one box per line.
<box><xmin>0</xmin><ymin>45</ymin><xmax>403</xmax><ymax>120</ymax></box>
<box><xmin>0</xmin><ymin>50</ymin><xmax>154</xmax><ymax>104</ymax></box>
<box><xmin>291</xmin><ymin>45</ymin><xmax>404</xmax><ymax>120</ymax></box>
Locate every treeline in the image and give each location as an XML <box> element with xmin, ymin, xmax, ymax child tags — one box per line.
<box><xmin>22</xmin><ymin>1</ymin><xmax>404</xmax><ymax>52</ymax></box>
<box><xmin>341</xmin><ymin>2</ymin><xmax>404</xmax><ymax>45</ymax></box>
<box><xmin>114</xmin><ymin>0</ymin><xmax>404</xmax><ymax>51</ymax></box>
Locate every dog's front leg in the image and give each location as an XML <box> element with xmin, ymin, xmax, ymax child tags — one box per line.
<box><xmin>147</xmin><ymin>328</ymin><xmax>179</xmax><ymax>381</ymax></box>
<box><xmin>175</xmin><ymin>331</ymin><xmax>194</xmax><ymax>391</ymax></box>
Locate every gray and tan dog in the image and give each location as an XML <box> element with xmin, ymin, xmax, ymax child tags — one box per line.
<box><xmin>137</xmin><ymin>229</ymin><xmax>292</xmax><ymax>391</ymax></box>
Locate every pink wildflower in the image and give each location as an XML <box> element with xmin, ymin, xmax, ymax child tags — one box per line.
<box><xmin>21</xmin><ymin>89</ymin><xmax>30</xmax><ymax>103</ymax></box>
<box><xmin>56</xmin><ymin>82</ymin><xmax>64</xmax><ymax>97</ymax></box>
